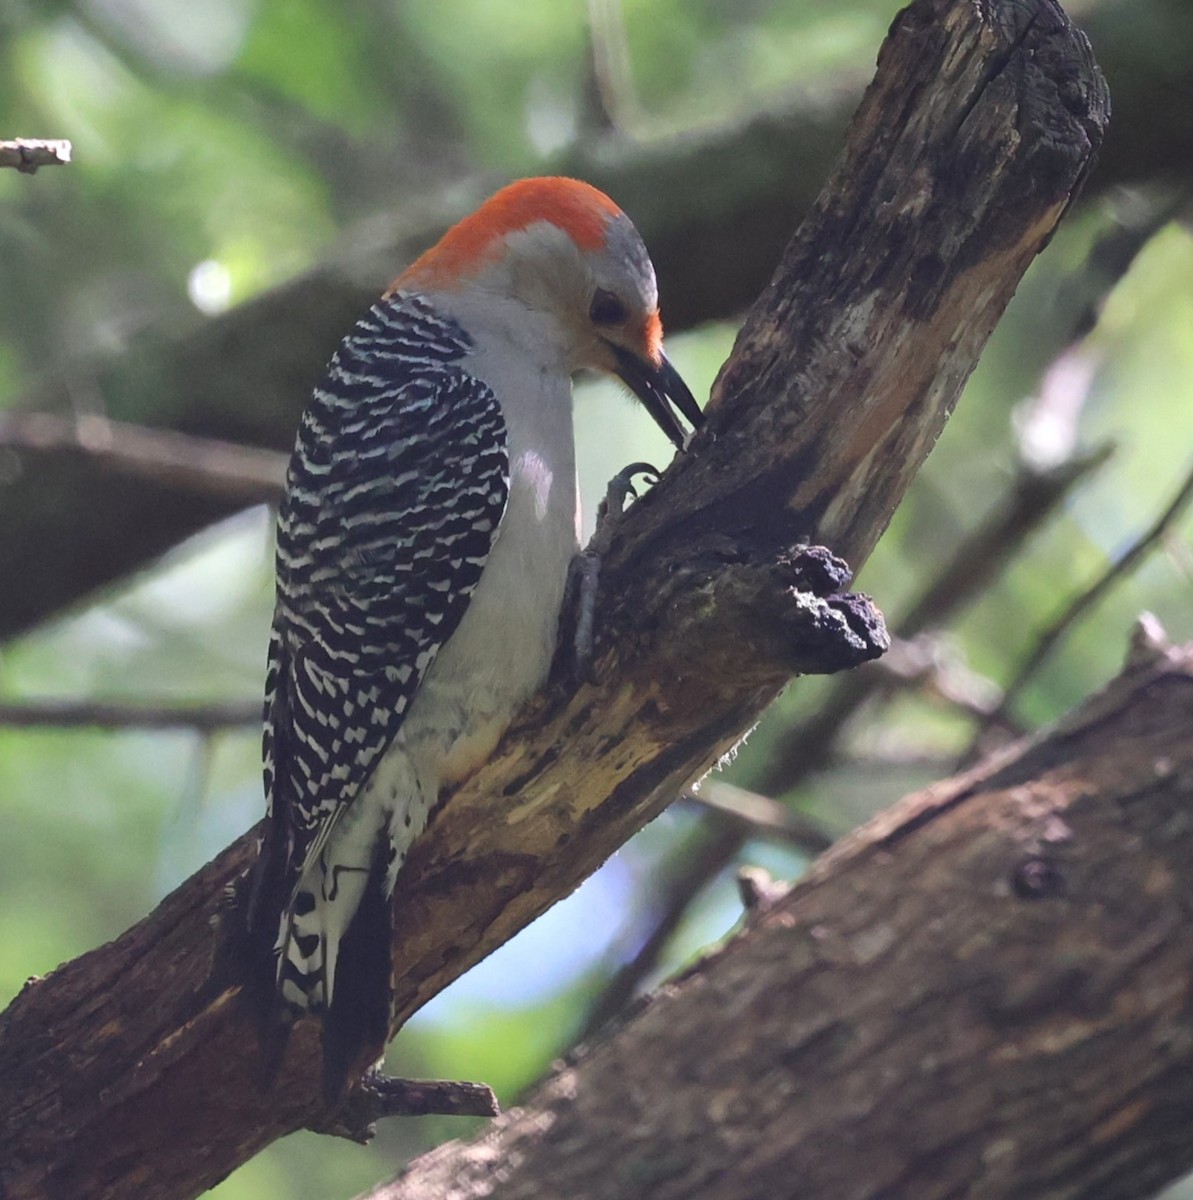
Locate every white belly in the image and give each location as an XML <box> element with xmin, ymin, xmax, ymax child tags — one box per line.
<box><xmin>399</xmin><ymin>396</ymin><xmax>579</xmax><ymax>785</ymax></box>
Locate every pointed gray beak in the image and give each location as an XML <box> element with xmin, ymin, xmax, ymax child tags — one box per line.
<box><xmin>607</xmin><ymin>344</ymin><xmax>703</xmax><ymax>451</ymax></box>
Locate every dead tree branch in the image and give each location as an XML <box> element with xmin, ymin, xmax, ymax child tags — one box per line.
<box><xmin>0</xmin><ymin>412</ymin><xmax>286</xmax><ymax>505</ymax></box>
<box><xmin>0</xmin><ymin>698</ymin><xmax>257</xmax><ymax>731</ymax></box>
<box><xmin>0</xmin><ymin>139</ymin><xmax>71</xmax><ymax>173</ymax></box>
<box><xmin>312</xmin><ymin>1076</ymin><xmax>499</xmax><ymax>1142</ymax></box>
<box><xmin>0</xmin><ymin>1</ymin><xmax>1107</xmax><ymax>1197</ymax></box>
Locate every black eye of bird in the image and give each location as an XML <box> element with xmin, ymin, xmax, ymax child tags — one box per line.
<box><xmin>589</xmin><ymin>288</ymin><xmax>628</xmax><ymax>326</ymax></box>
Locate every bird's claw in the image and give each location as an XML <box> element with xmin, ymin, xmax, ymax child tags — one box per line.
<box><xmin>597</xmin><ymin>462</ymin><xmax>659</xmax><ymax>529</ymax></box>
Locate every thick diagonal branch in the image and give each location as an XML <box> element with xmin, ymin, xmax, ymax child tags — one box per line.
<box><xmin>373</xmin><ymin>643</ymin><xmax>1193</xmax><ymax>1200</ymax></box>
<box><xmin>0</xmin><ymin>2</ymin><xmax>1108</xmax><ymax>1198</ymax></box>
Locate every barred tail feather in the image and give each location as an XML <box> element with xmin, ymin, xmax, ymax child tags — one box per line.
<box><xmin>322</xmin><ymin>835</ymin><xmax>396</xmax><ymax>1101</ymax></box>
<box><xmin>265</xmin><ymin>835</ymin><xmax>395</xmax><ymax>1101</ymax></box>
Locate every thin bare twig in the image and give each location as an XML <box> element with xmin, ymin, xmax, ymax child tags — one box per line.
<box><xmin>0</xmin><ymin>139</ymin><xmax>71</xmax><ymax>173</ymax></box>
<box><xmin>584</xmin><ymin>0</ymin><xmax>640</xmax><ymax>132</ymax></box>
<box><xmin>315</xmin><ymin>1074</ymin><xmax>499</xmax><ymax>1144</ymax></box>
<box><xmin>897</xmin><ymin>445</ymin><xmax>1114</xmax><ymax>637</ymax></box>
<box><xmin>844</xmin><ymin>750</ymin><xmax>958</xmax><ymax>772</ymax></box>
<box><xmin>987</xmin><ymin>455</ymin><xmax>1193</xmax><ymax>726</ymax></box>
<box><xmin>580</xmin><ymin>784</ymin><xmax>834</xmax><ymax>1042</ymax></box>
<box><xmin>875</xmin><ymin>635</ymin><xmax>1002</xmax><ymax>720</ymax></box>
<box><xmin>0</xmin><ymin>412</ymin><xmax>286</xmax><ymax>505</ymax></box>
<box><xmin>682</xmin><ymin>780</ymin><xmax>831</xmax><ymax>856</ymax></box>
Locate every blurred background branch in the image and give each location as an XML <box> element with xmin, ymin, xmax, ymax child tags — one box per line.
<box><xmin>0</xmin><ymin>698</ymin><xmax>257</xmax><ymax>730</ymax></box>
<box><xmin>980</xmin><ymin>453</ymin><xmax>1193</xmax><ymax>739</ymax></box>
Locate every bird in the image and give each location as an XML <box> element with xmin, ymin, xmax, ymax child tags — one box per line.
<box><xmin>244</xmin><ymin>176</ymin><xmax>702</xmax><ymax>1096</ymax></box>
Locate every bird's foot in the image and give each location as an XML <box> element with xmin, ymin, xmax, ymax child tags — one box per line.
<box><xmin>592</xmin><ymin>461</ymin><xmax>659</xmax><ymax>554</ymax></box>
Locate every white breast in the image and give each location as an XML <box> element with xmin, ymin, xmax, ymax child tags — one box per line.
<box><xmin>397</xmin><ymin>301</ymin><xmax>580</xmax><ymax>790</ymax></box>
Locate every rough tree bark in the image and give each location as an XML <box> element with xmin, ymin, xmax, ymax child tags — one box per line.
<box><xmin>0</xmin><ymin>0</ymin><xmax>1107</xmax><ymax>1197</ymax></box>
<box><xmin>374</xmin><ymin>639</ymin><xmax>1193</xmax><ymax>1200</ymax></box>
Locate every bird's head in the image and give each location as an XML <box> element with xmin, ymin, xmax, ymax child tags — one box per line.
<box><xmin>391</xmin><ymin>177</ymin><xmax>702</xmax><ymax>450</ymax></box>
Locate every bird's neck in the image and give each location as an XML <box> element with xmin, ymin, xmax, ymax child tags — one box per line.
<box><xmin>424</xmin><ymin>285</ymin><xmax>577</xmax><ymax>374</ymax></box>
<box><xmin>424</xmin><ymin>287</ymin><xmax>577</xmax><ymax>469</ymax></box>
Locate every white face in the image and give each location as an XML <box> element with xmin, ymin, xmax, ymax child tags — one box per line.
<box><xmin>454</xmin><ymin>210</ymin><xmax>701</xmax><ymax>449</ymax></box>
<box><xmin>496</xmin><ymin>214</ymin><xmax>662</xmax><ymax>376</ymax></box>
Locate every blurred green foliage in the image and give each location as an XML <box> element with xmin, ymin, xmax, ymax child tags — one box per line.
<box><xmin>2</xmin><ymin>0</ymin><xmax>1193</xmax><ymax>1197</ymax></box>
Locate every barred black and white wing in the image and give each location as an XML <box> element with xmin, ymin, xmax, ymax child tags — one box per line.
<box><xmin>247</xmin><ymin>295</ymin><xmax>508</xmax><ymax>1051</ymax></box>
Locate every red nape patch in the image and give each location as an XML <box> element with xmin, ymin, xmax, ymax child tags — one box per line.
<box><xmin>390</xmin><ymin>177</ymin><xmax>622</xmax><ymax>293</ymax></box>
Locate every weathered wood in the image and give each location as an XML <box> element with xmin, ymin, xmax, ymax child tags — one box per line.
<box><xmin>0</xmin><ymin>0</ymin><xmax>1107</xmax><ymax>1197</ymax></box>
<box><xmin>373</xmin><ymin>642</ymin><xmax>1193</xmax><ymax>1200</ymax></box>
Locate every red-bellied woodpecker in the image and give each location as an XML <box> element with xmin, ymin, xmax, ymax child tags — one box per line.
<box><xmin>245</xmin><ymin>176</ymin><xmax>701</xmax><ymax>1093</ymax></box>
